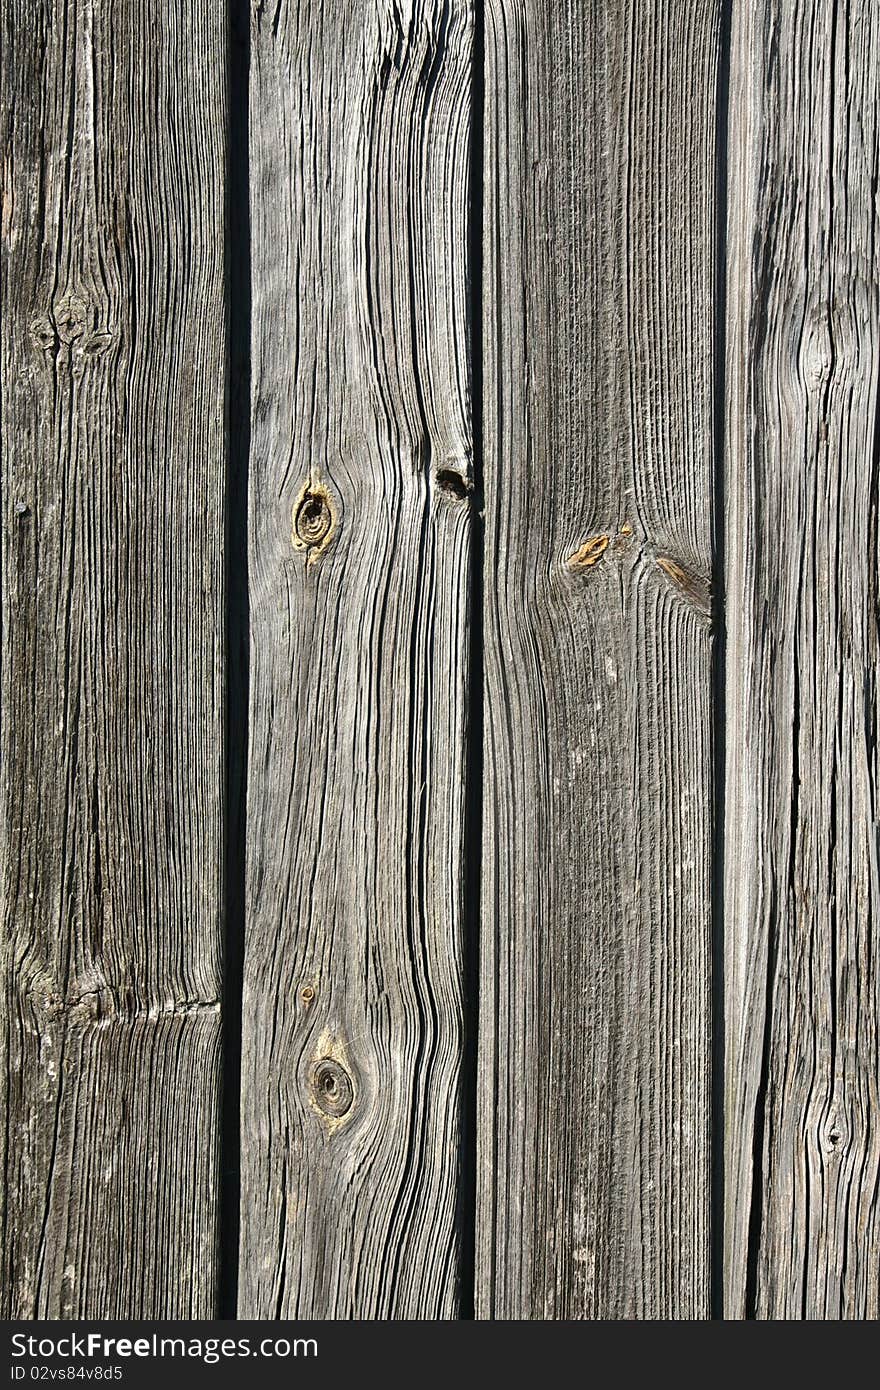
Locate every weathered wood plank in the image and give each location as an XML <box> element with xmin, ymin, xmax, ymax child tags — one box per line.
<box><xmin>239</xmin><ymin>2</ymin><xmax>474</xmax><ymax>1317</ymax></box>
<box><xmin>724</xmin><ymin>0</ymin><xmax>880</xmax><ymax>1319</ymax></box>
<box><xmin>0</xmin><ymin>0</ymin><xmax>226</xmax><ymax>1316</ymax></box>
<box><xmin>478</xmin><ymin>0</ymin><xmax>720</xmax><ymax>1317</ymax></box>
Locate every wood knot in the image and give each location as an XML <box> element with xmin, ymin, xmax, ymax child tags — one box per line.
<box><xmin>53</xmin><ymin>294</ymin><xmax>89</xmax><ymax>344</ymax></box>
<box><xmin>299</xmin><ymin>984</ymin><xmax>315</xmax><ymax>1006</ymax></box>
<box><xmin>295</xmin><ymin>492</ymin><xmax>332</xmax><ymax>546</ymax></box>
<box><xmin>821</xmin><ymin>1108</ymin><xmax>847</xmax><ymax>1157</ymax></box>
<box><xmin>29</xmin><ymin>292</ymin><xmax>116</xmax><ymax>364</ymax></box>
<box><xmin>293</xmin><ymin>482</ymin><xmax>335</xmax><ymax>558</ymax></box>
<box><xmin>568</xmin><ymin>535</ymin><xmax>609</xmax><ymax>569</ymax></box>
<box><xmin>434</xmin><ymin>466</ymin><xmax>472</xmax><ymax>500</ymax></box>
<box><xmin>312</xmin><ymin>1058</ymin><xmax>353</xmax><ymax>1117</ymax></box>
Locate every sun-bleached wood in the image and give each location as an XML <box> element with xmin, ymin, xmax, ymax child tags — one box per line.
<box><xmin>0</xmin><ymin>0</ymin><xmax>226</xmax><ymax>1317</ymax></box>
<box><xmin>724</xmin><ymin>0</ymin><xmax>880</xmax><ymax>1319</ymax></box>
<box><xmin>239</xmin><ymin>1</ymin><xmax>475</xmax><ymax>1317</ymax></box>
<box><xmin>478</xmin><ymin>0</ymin><xmax>720</xmax><ymax>1318</ymax></box>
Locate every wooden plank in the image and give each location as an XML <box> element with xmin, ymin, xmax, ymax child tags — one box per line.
<box><xmin>478</xmin><ymin>0</ymin><xmax>720</xmax><ymax>1317</ymax></box>
<box><xmin>724</xmin><ymin>0</ymin><xmax>880</xmax><ymax>1319</ymax></box>
<box><xmin>239</xmin><ymin>2</ymin><xmax>474</xmax><ymax>1317</ymax></box>
<box><xmin>0</xmin><ymin>0</ymin><xmax>226</xmax><ymax>1316</ymax></box>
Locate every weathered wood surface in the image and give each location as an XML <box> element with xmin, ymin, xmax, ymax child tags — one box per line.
<box><xmin>724</xmin><ymin>0</ymin><xmax>880</xmax><ymax>1319</ymax></box>
<box><xmin>477</xmin><ymin>0</ymin><xmax>720</xmax><ymax>1318</ymax></box>
<box><xmin>3</xmin><ymin>0</ymin><xmax>879</xmax><ymax>1327</ymax></box>
<box><xmin>239</xmin><ymin>1</ymin><xmax>475</xmax><ymax>1317</ymax></box>
<box><xmin>0</xmin><ymin>0</ymin><xmax>226</xmax><ymax>1316</ymax></box>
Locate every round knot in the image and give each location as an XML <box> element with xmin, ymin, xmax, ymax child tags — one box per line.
<box><xmin>312</xmin><ymin>1058</ymin><xmax>353</xmax><ymax>1117</ymax></box>
<box><xmin>294</xmin><ymin>490</ymin><xmax>332</xmax><ymax>549</ymax></box>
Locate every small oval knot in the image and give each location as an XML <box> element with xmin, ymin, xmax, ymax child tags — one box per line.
<box><xmin>295</xmin><ymin>492</ymin><xmax>331</xmax><ymax>545</ymax></box>
<box><xmin>821</xmin><ymin>1107</ymin><xmax>847</xmax><ymax>1157</ymax></box>
<box><xmin>312</xmin><ymin>1057</ymin><xmax>353</xmax><ymax>1117</ymax></box>
<box><xmin>53</xmin><ymin>293</ymin><xmax>89</xmax><ymax>345</ymax></box>
<box><xmin>293</xmin><ymin>482</ymin><xmax>335</xmax><ymax>556</ymax></box>
<box><xmin>434</xmin><ymin>466</ymin><xmax>472</xmax><ymax>499</ymax></box>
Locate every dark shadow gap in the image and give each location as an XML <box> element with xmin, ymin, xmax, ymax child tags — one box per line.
<box><xmin>219</xmin><ymin>0</ymin><xmax>251</xmax><ymax>1321</ymax></box>
<box><xmin>711</xmin><ymin>0</ymin><xmax>732</xmax><ymax>1324</ymax></box>
<box><xmin>458</xmin><ymin>0</ymin><xmax>485</xmax><ymax>1323</ymax></box>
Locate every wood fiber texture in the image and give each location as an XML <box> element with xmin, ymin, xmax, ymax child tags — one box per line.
<box><xmin>0</xmin><ymin>0</ymin><xmax>227</xmax><ymax>1317</ymax></box>
<box><xmin>3</xmin><ymin>0</ymin><xmax>877</xmax><ymax>1327</ymax></box>
<box><xmin>477</xmin><ymin>0</ymin><xmax>720</xmax><ymax>1318</ymax></box>
<box><xmin>724</xmin><ymin>0</ymin><xmax>880</xmax><ymax>1319</ymax></box>
<box><xmin>239</xmin><ymin>0</ymin><xmax>475</xmax><ymax>1317</ymax></box>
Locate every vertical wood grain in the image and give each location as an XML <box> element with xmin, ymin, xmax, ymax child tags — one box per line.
<box><xmin>0</xmin><ymin>0</ymin><xmax>226</xmax><ymax>1316</ymax></box>
<box><xmin>478</xmin><ymin>0</ymin><xmax>720</xmax><ymax>1317</ymax></box>
<box><xmin>239</xmin><ymin>0</ymin><xmax>475</xmax><ymax>1317</ymax></box>
<box><xmin>725</xmin><ymin>0</ymin><xmax>880</xmax><ymax>1319</ymax></box>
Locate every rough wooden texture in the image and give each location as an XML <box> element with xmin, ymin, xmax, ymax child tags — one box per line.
<box><xmin>478</xmin><ymin>0</ymin><xmax>719</xmax><ymax>1318</ymax></box>
<box><xmin>239</xmin><ymin>1</ymin><xmax>474</xmax><ymax>1317</ymax></box>
<box><xmin>0</xmin><ymin>0</ymin><xmax>226</xmax><ymax>1316</ymax></box>
<box><xmin>725</xmin><ymin>0</ymin><xmax>880</xmax><ymax>1319</ymax></box>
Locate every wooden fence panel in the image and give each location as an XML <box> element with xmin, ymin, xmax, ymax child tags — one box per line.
<box><xmin>724</xmin><ymin>0</ymin><xmax>880</xmax><ymax>1319</ymax></box>
<box><xmin>477</xmin><ymin>0</ymin><xmax>721</xmax><ymax>1318</ymax></box>
<box><xmin>239</xmin><ymin>2</ymin><xmax>475</xmax><ymax>1317</ymax></box>
<box><xmin>2</xmin><ymin>0</ymin><xmax>877</xmax><ymax>1327</ymax></box>
<box><xmin>0</xmin><ymin>0</ymin><xmax>227</xmax><ymax>1316</ymax></box>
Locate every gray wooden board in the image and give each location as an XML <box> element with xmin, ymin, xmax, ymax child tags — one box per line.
<box><xmin>239</xmin><ymin>1</ymin><xmax>475</xmax><ymax>1317</ymax></box>
<box><xmin>477</xmin><ymin>0</ymin><xmax>720</xmax><ymax>1317</ymax></box>
<box><xmin>4</xmin><ymin>0</ymin><xmax>876</xmax><ymax>1325</ymax></box>
<box><xmin>0</xmin><ymin>0</ymin><xmax>227</xmax><ymax>1316</ymax></box>
<box><xmin>724</xmin><ymin>0</ymin><xmax>880</xmax><ymax>1319</ymax></box>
